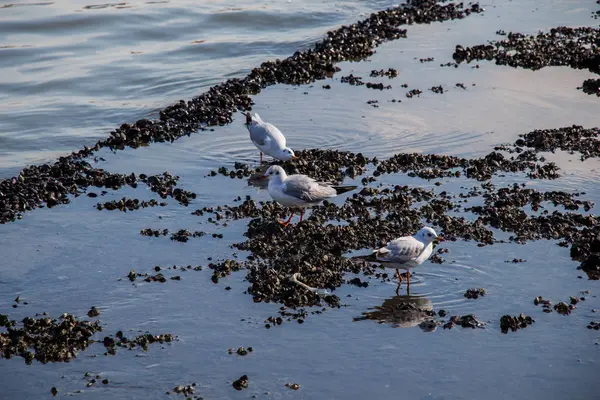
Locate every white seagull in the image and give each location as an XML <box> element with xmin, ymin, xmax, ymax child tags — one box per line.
<box><xmin>353</xmin><ymin>227</ymin><xmax>442</xmax><ymax>292</ymax></box>
<box><xmin>258</xmin><ymin>165</ymin><xmax>357</xmax><ymax>226</ymax></box>
<box><xmin>244</xmin><ymin>112</ymin><xmax>296</xmax><ymax>163</ymax></box>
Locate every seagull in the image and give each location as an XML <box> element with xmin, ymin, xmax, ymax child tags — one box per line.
<box><xmin>352</xmin><ymin>227</ymin><xmax>442</xmax><ymax>293</ymax></box>
<box><xmin>258</xmin><ymin>165</ymin><xmax>357</xmax><ymax>226</ymax></box>
<box><xmin>244</xmin><ymin>112</ymin><xmax>296</xmax><ymax>163</ymax></box>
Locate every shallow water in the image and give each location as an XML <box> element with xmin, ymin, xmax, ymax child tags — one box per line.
<box><xmin>1</xmin><ymin>0</ymin><xmax>600</xmax><ymax>399</ymax></box>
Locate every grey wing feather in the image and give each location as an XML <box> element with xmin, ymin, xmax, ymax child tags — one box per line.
<box><xmin>377</xmin><ymin>237</ymin><xmax>424</xmax><ymax>263</ymax></box>
<box><xmin>284</xmin><ymin>176</ymin><xmax>337</xmax><ymax>202</ymax></box>
<box><xmin>248</xmin><ymin>124</ymin><xmax>269</xmax><ymax>146</ymax></box>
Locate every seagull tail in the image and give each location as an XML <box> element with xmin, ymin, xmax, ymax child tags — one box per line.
<box><xmin>253</xmin><ymin>113</ymin><xmax>264</xmax><ymax>124</ymax></box>
<box><xmin>351</xmin><ymin>253</ymin><xmax>378</xmax><ymax>262</ymax></box>
<box><xmin>332</xmin><ymin>185</ymin><xmax>358</xmax><ymax>195</ymax></box>
<box><xmin>242</xmin><ymin>111</ymin><xmax>253</xmax><ymax>125</ymax></box>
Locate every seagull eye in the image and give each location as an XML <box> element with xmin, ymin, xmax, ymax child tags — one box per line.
<box><xmin>428</xmin><ymin>233</ymin><xmax>432</xmax><ymax>237</ymax></box>
<box><xmin>275</xmin><ymin>172</ymin><xmax>279</xmax><ymax>175</ymax></box>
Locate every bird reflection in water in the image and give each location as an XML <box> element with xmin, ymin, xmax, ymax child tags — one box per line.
<box><xmin>248</xmin><ymin>165</ymin><xmax>270</xmax><ymax>189</ymax></box>
<box><xmin>354</xmin><ymin>294</ymin><xmax>439</xmax><ymax>332</ymax></box>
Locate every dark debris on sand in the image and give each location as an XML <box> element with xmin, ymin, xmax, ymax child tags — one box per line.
<box><xmin>0</xmin><ymin>0</ymin><xmax>483</xmax><ymax>224</ymax></box>
<box><xmin>579</xmin><ymin>253</ymin><xmax>600</xmax><ymax>280</ymax></box>
<box><xmin>232</xmin><ymin>375</ymin><xmax>249</xmax><ymax>391</ymax></box>
<box><xmin>0</xmin><ymin>313</ymin><xmax>101</xmax><ymax>364</ymax></box>
<box><xmin>210</xmin><ymin>259</ymin><xmax>243</xmax><ymax>283</ymax></box>
<box><xmin>577</xmin><ymin>78</ymin><xmax>600</xmax><ymax>96</ymax></box>
<box><xmin>102</xmin><ymin>331</ymin><xmax>176</xmax><ymax>355</ymax></box>
<box><xmin>126</xmin><ymin>265</ymin><xmax>203</xmax><ymax>283</ymax></box>
<box><xmin>0</xmin><ymin>169</ymin><xmax>194</xmax><ymax>223</ymax></box>
<box><xmin>453</xmin><ymin>27</ymin><xmax>600</xmax><ymax>94</ymax></box>
<box><xmin>169</xmin><ymin>383</ymin><xmax>198</xmax><ymax>397</ymax></box>
<box><xmin>511</xmin><ymin>125</ymin><xmax>600</xmax><ymax>161</ymax></box>
<box><xmin>96</xmin><ymin>197</ymin><xmax>166</xmax><ymax>212</ymax></box>
<box><xmin>500</xmin><ymin>314</ymin><xmax>535</xmax><ymax>334</ymax></box>
<box><xmin>534</xmin><ymin>296</ymin><xmax>554</xmax><ymax>313</ymax></box>
<box><xmin>464</xmin><ymin>288</ymin><xmax>486</xmax><ymax>299</ymax></box>
<box><xmin>442</xmin><ymin>314</ymin><xmax>486</xmax><ymax>329</ymax></box>
<box><xmin>554</xmin><ymin>301</ymin><xmax>576</xmax><ymax>315</ymax></box>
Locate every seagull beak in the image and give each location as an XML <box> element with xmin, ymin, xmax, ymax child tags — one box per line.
<box><xmin>435</xmin><ymin>236</ymin><xmax>445</xmax><ymax>243</ymax></box>
<box><xmin>257</xmin><ymin>175</ymin><xmax>267</xmax><ymax>180</ymax></box>
<box><xmin>291</xmin><ymin>155</ymin><xmax>297</xmax><ymax>159</ymax></box>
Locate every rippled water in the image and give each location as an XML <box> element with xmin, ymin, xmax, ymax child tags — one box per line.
<box><xmin>1</xmin><ymin>0</ymin><xmax>600</xmax><ymax>399</ymax></box>
<box><xmin>0</xmin><ymin>0</ymin><xmax>393</xmax><ymax>172</ymax></box>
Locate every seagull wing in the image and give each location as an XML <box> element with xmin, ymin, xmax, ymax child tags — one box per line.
<box><xmin>262</xmin><ymin>122</ymin><xmax>287</xmax><ymax>148</ymax></box>
<box><xmin>283</xmin><ymin>175</ymin><xmax>337</xmax><ymax>203</ymax></box>
<box><xmin>247</xmin><ymin>121</ymin><xmax>269</xmax><ymax>146</ymax></box>
<box><xmin>247</xmin><ymin>113</ymin><xmax>286</xmax><ymax>149</ymax></box>
<box><xmin>376</xmin><ymin>236</ymin><xmax>425</xmax><ymax>264</ymax></box>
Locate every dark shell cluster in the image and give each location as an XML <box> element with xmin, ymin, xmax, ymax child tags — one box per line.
<box><xmin>102</xmin><ymin>331</ymin><xmax>176</xmax><ymax>354</ymax></box>
<box><xmin>464</xmin><ymin>288</ymin><xmax>486</xmax><ymax>299</ymax></box>
<box><xmin>533</xmin><ymin>294</ymin><xmax>585</xmax><ymax>314</ymax></box>
<box><xmin>372</xmin><ymin>149</ymin><xmax>560</xmax><ymax>181</ymax></box>
<box><xmin>534</xmin><ymin>296</ymin><xmax>554</xmax><ymax>313</ymax></box>
<box><xmin>512</xmin><ymin>125</ymin><xmax>600</xmax><ymax>161</ymax></box>
<box><xmin>96</xmin><ymin>197</ymin><xmax>166</xmax><ymax>212</ymax></box>
<box><xmin>0</xmin><ymin>168</ymin><xmax>194</xmax><ymax>224</ymax></box>
<box><xmin>577</xmin><ymin>78</ymin><xmax>600</xmax><ymax>96</ymax></box>
<box><xmin>442</xmin><ymin>314</ymin><xmax>486</xmax><ymax>329</ymax></box>
<box><xmin>500</xmin><ymin>314</ymin><xmax>535</xmax><ymax>334</ymax></box>
<box><xmin>209</xmin><ymin>259</ymin><xmax>243</xmax><ymax>283</ymax></box>
<box><xmin>232</xmin><ymin>375</ymin><xmax>249</xmax><ymax>391</ymax></box>
<box><xmin>210</xmin><ymin>149</ymin><xmax>372</xmax><ymax>185</ymax></box>
<box><xmin>0</xmin><ymin>313</ymin><xmax>101</xmax><ymax>364</ymax></box>
<box><xmin>579</xmin><ymin>253</ymin><xmax>600</xmax><ymax>280</ymax></box>
<box><xmin>126</xmin><ymin>265</ymin><xmax>203</xmax><ymax>283</ymax></box>
<box><xmin>554</xmin><ymin>301</ymin><xmax>575</xmax><ymax>316</ymax></box>
<box><xmin>170</xmin><ymin>383</ymin><xmax>197</xmax><ymax>397</ymax></box>
<box><xmin>452</xmin><ymin>27</ymin><xmax>600</xmax><ymax>94</ymax></box>
<box><xmin>370</xmin><ymin>68</ymin><xmax>399</xmax><ymax>78</ymax></box>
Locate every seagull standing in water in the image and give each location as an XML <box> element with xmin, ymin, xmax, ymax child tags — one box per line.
<box><xmin>353</xmin><ymin>227</ymin><xmax>442</xmax><ymax>293</ymax></box>
<box><xmin>259</xmin><ymin>165</ymin><xmax>357</xmax><ymax>226</ymax></box>
<box><xmin>244</xmin><ymin>112</ymin><xmax>296</xmax><ymax>163</ymax></box>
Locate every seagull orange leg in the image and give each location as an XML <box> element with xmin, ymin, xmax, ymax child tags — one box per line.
<box><xmin>395</xmin><ymin>270</ymin><xmax>403</xmax><ymax>285</ymax></box>
<box><xmin>299</xmin><ymin>208</ymin><xmax>304</xmax><ymax>223</ymax></box>
<box><xmin>260</xmin><ymin>152</ymin><xmax>263</xmax><ymax>163</ymax></box>
<box><xmin>278</xmin><ymin>209</ymin><xmax>295</xmax><ymax>226</ymax></box>
<box><xmin>406</xmin><ymin>271</ymin><xmax>411</xmax><ymax>291</ymax></box>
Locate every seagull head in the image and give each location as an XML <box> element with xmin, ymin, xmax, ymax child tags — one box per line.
<box><xmin>415</xmin><ymin>227</ymin><xmax>441</xmax><ymax>244</ymax></box>
<box><xmin>275</xmin><ymin>147</ymin><xmax>297</xmax><ymax>161</ymax></box>
<box><xmin>259</xmin><ymin>165</ymin><xmax>287</xmax><ymax>182</ymax></box>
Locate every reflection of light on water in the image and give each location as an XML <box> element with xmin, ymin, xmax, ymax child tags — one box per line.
<box><xmin>354</xmin><ymin>294</ymin><xmax>438</xmax><ymax>331</ymax></box>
